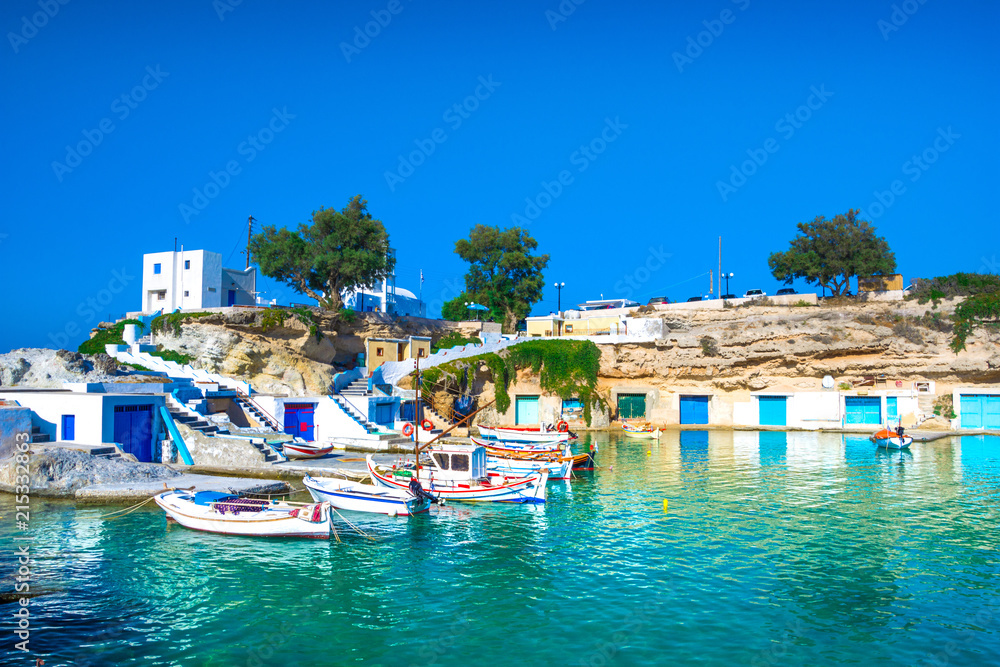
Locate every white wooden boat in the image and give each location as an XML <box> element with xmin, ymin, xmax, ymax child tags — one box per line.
<box><xmin>486</xmin><ymin>453</ymin><xmax>573</xmax><ymax>481</ymax></box>
<box><xmin>282</xmin><ymin>440</ymin><xmax>335</xmax><ymax>459</ymax></box>
<box><xmin>871</xmin><ymin>428</ymin><xmax>913</xmax><ymax>450</ymax></box>
<box><xmin>155</xmin><ymin>490</ymin><xmax>333</xmax><ymax>538</ymax></box>
<box><xmin>302</xmin><ymin>475</ymin><xmax>432</xmax><ymax>516</ymax></box>
<box><xmin>367</xmin><ymin>445</ymin><xmax>548</xmax><ymax>503</ymax></box>
<box><xmin>621</xmin><ymin>427</ymin><xmax>661</xmax><ymax>439</ymax></box>
<box><xmin>477</xmin><ymin>425</ymin><xmax>570</xmax><ymax>444</ymax></box>
<box><xmin>473</xmin><ymin>437</ymin><xmax>565</xmax><ymax>456</ymax></box>
<box><xmin>469</xmin><ymin>436</ymin><xmax>573</xmax><ymax>480</ymax></box>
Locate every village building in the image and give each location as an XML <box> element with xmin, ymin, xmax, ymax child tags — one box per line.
<box><xmin>141</xmin><ymin>249</ymin><xmax>256</xmax><ymax>313</ymax></box>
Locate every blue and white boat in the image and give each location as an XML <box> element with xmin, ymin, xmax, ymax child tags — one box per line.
<box><xmin>302</xmin><ymin>475</ymin><xmax>432</xmax><ymax>516</ymax></box>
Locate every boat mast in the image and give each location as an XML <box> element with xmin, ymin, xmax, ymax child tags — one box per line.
<box><xmin>414</xmin><ymin>355</ymin><xmax>420</xmax><ymax>478</ymax></box>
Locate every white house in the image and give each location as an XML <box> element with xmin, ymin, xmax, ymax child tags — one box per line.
<box><xmin>342</xmin><ymin>282</ymin><xmax>425</xmax><ymax>317</ymax></box>
<box><xmin>141</xmin><ymin>249</ymin><xmax>256</xmax><ymax>313</ymax></box>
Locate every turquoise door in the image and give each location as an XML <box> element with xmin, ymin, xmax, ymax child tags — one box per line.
<box><xmin>515</xmin><ymin>396</ymin><xmax>539</xmax><ymax>425</ymax></box>
<box><xmin>680</xmin><ymin>396</ymin><xmax>710</xmax><ymax>424</ymax></box>
<box><xmin>845</xmin><ymin>397</ymin><xmax>881</xmax><ymax>425</ymax></box>
<box><xmin>961</xmin><ymin>395</ymin><xmax>1000</xmax><ymax>429</ymax></box>
<box><xmin>886</xmin><ymin>397</ymin><xmax>898</xmax><ymax>423</ymax></box>
<box><xmin>758</xmin><ymin>396</ymin><xmax>787</xmax><ymax>426</ymax></box>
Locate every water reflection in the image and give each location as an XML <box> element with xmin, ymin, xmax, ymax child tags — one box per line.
<box><xmin>758</xmin><ymin>431</ymin><xmax>787</xmax><ymax>466</ymax></box>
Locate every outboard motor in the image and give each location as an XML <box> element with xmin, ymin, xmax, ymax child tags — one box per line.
<box><xmin>408</xmin><ymin>478</ymin><xmax>439</xmax><ymax>504</ymax></box>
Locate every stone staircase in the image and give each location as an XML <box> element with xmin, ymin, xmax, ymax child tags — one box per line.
<box><xmin>234</xmin><ymin>392</ymin><xmax>282</xmax><ymax>431</ymax></box>
<box><xmin>332</xmin><ymin>395</ymin><xmax>380</xmax><ymax>434</ymax></box>
<box><xmin>248</xmin><ymin>439</ymin><xmax>283</xmax><ymax>463</ymax></box>
<box><xmin>165</xmin><ymin>394</ymin><xmax>221</xmax><ymax>435</ymax></box>
<box><xmin>340</xmin><ymin>378</ymin><xmax>370</xmax><ymax>396</ymax></box>
<box><xmin>30</xmin><ymin>426</ymin><xmax>50</xmax><ymax>444</ymax></box>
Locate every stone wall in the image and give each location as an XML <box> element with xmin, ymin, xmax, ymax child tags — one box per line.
<box><xmin>0</xmin><ymin>406</ymin><xmax>31</xmax><ymax>461</ymax></box>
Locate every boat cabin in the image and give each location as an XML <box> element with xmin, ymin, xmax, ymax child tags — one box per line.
<box><xmin>428</xmin><ymin>444</ymin><xmax>486</xmax><ymax>481</ymax></box>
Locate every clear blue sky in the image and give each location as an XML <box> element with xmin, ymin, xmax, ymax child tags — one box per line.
<box><xmin>2</xmin><ymin>0</ymin><xmax>997</xmax><ymax>353</ymax></box>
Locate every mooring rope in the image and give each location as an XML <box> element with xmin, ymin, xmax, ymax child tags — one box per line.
<box><xmin>94</xmin><ymin>495</ymin><xmax>158</xmax><ymax>520</ymax></box>
<box><xmin>332</xmin><ymin>508</ymin><xmax>378</xmax><ymax>541</ymax></box>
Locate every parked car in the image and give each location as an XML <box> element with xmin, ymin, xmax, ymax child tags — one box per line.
<box><xmin>647</xmin><ymin>296</ymin><xmax>671</xmax><ymax>305</ymax></box>
<box><xmin>775</xmin><ymin>288</ymin><xmax>797</xmax><ymax>296</ymax></box>
<box><xmin>721</xmin><ymin>294</ymin><xmax>736</xmax><ymax>300</ymax></box>
<box><xmin>686</xmin><ymin>296</ymin><xmax>704</xmax><ymax>302</ymax></box>
<box><xmin>743</xmin><ymin>289</ymin><xmax>766</xmax><ymax>298</ymax></box>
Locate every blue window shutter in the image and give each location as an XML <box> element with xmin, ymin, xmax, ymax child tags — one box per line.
<box><xmin>154</xmin><ymin>263</ymin><xmax>161</xmax><ymax>274</ymax></box>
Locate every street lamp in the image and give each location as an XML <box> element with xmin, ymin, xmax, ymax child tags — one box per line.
<box><xmin>553</xmin><ymin>282</ymin><xmax>565</xmax><ymax>312</ymax></box>
<box><xmin>723</xmin><ymin>272</ymin><xmax>734</xmax><ymax>296</ymax></box>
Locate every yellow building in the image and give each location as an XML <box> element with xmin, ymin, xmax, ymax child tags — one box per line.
<box><xmin>364</xmin><ymin>336</ymin><xmax>431</xmax><ymax>375</ymax></box>
<box><xmin>858</xmin><ymin>273</ymin><xmax>904</xmax><ymax>291</ymax></box>
<box><xmin>525</xmin><ymin>314</ymin><xmax>628</xmax><ymax>337</ymax></box>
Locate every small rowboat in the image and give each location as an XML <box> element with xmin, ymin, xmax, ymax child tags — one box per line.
<box><xmin>155</xmin><ymin>490</ymin><xmax>333</xmax><ymax>539</ymax></box>
<box><xmin>621</xmin><ymin>422</ymin><xmax>661</xmax><ymax>439</ymax></box>
<box><xmin>470</xmin><ymin>436</ymin><xmax>573</xmax><ymax>480</ymax></box>
<box><xmin>303</xmin><ymin>475</ymin><xmax>432</xmax><ymax>516</ymax></box>
<box><xmin>367</xmin><ymin>446</ymin><xmax>548</xmax><ymax>503</ymax></box>
<box><xmin>282</xmin><ymin>440</ymin><xmax>335</xmax><ymax>459</ymax></box>
<box><xmin>871</xmin><ymin>428</ymin><xmax>912</xmax><ymax>450</ymax></box>
<box><xmin>473</xmin><ymin>437</ymin><xmax>565</xmax><ymax>456</ymax></box>
<box><xmin>477</xmin><ymin>425</ymin><xmax>571</xmax><ymax>444</ymax></box>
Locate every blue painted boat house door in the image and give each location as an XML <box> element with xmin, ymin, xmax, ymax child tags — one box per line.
<box><xmin>679</xmin><ymin>395</ymin><xmax>710</xmax><ymax>424</ymax></box>
<box><xmin>845</xmin><ymin>397</ymin><xmax>881</xmax><ymax>425</ymax></box>
<box><xmin>113</xmin><ymin>405</ymin><xmax>154</xmax><ymax>462</ymax></box>
<box><xmin>758</xmin><ymin>396</ymin><xmax>787</xmax><ymax>426</ymax></box>
<box><xmin>227</xmin><ymin>289</ymin><xmax>237</xmax><ymax>306</ymax></box>
<box><xmin>515</xmin><ymin>396</ymin><xmax>540</xmax><ymax>425</ymax></box>
<box><xmin>283</xmin><ymin>403</ymin><xmax>316</xmax><ymax>441</ymax></box>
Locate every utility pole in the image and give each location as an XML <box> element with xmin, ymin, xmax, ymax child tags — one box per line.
<box><xmin>718</xmin><ymin>236</ymin><xmax>722</xmax><ymax>298</ymax></box>
<box><xmin>246</xmin><ymin>215</ymin><xmax>256</xmax><ymax>269</ymax></box>
<box><xmin>709</xmin><ymin>270</ymin><xmax>713</xmax><ymax>297</ymax></box>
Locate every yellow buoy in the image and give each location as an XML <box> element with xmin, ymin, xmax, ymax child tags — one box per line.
<box><xmin>647</xmin><ymin>450</ymin><xmax>651</xmax><ymax>455</ymax></box>
<box><xmin>663</xmin><ymin>499</ymin><xmax>669</xmax><ymax>512</ymax></box>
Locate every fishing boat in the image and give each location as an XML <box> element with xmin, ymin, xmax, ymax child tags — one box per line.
<box><xmin>281</xmin><ymin>439</ymin><xmax>335</xmax><ymax>459</ymax></box>
<box><xmin>871</xmin><ymin>427</ymin><xmax>913</xmax><ymax>450</ymax></box>
<box><xmin>155</xmin><ymin>489</ymin><xmax>333</xmax><ymax>538</ymax></box>
<box><xmin>367</xmin><ymin>444</ymin><xmax>549</xmax><ymax>503</ymax></box>
<box><xmin>621</xmin><ymin>422</ymin><xmax>661</xmax><ymax>439</ymax></box>
<box><xmin>468</xmin><ymin>436</ymin><xmax>573</xmax><ymax>480</ymax></box>
<box><xmin>474</xmin><ymin>437</ymin><xmax>565</xmax><ymax>456</ymax></box>
<box><xmin>302</xmin><ymin>475</ymin><xmax>432</xmax><ymax>516</ymax></box>
<box><xmin>477</xmin><ymin>424</ymin><xmax>572</xmax><ymax>444</ymax></box>
<box><xmin>572</xmin><ymin>442</ymin><xmax>599</xmax><ymax>471</ymax></box>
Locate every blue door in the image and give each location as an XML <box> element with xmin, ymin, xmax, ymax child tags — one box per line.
<box><xmin>515</xmin><ymin>396</ymin><xmax>540</xmax><ymax>425</ymax></box>
<box><xmin>961</xmin><ymin>395</ymin><xmax>1000</xmax><ymax>429</ymax></box>
<box><xmin>758</xmin><ymin>396</ymin><xmax>787</xmax><ymax>426</ymax></box>
<box><xmin>845</xmin><ymin>397</ymin><xmax>881</xmax><ymax>425</ymax></box>
<box><xmin>227</xmin><ymin>290</ymin><xmax>237</xmax><ymax>306</ymax></box>
<box><xmin>61</xmin><ymin>415</ymin><xmax>75</xmax><ymax>441</ymax></box>
<box><xmin>886</xmin><ymin>397</ymin><xmax>898</xmax><ymax>423</ymax></box>
<box><xmin>113</xmin><ymin>405</ymin><xmax>154</xmax><ymax>462</ymax></box>
<box><xmin>284</xmin><ymin>403</ymin><xmax>315</xmax><ymax>441</ymax></box>
<box><xmin>680</xmin><ymin>395</ymin><xmax>710</xmax><ymax>424</ymax></box>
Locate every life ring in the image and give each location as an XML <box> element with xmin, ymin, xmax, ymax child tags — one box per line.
<box><xmin>421</xmin><ymin>419</ymin><xmax>434</xmax><ymax>431</ymax></box>
<box><xmin>402</xmin><ymin>422</ymin><xmax>415</xmax><ymax>437</ymax></box>
<box><xmin>557</xmin><ymin>420</ymin><xmax>569</xmax><ymax>433</ymax></box>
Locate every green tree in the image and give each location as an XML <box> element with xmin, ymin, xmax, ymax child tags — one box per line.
<box><xmin>768</xmin><ymin>209</ymin><xmax>896</xmax><ymax>296</ymax></box>
<box><xmin>249</xmin><ymin>195</ymin><xmax>394</xmax><ymax>311</ymax></box>
<box><xmin>451</xmin><ymin>225</ymin><xmax>549</xmax><ymax>332</ymax></box>
<box><xmin>441</xmin><ymin>294</ymin><xmax>472</xmax><ymax>321</ymax></box>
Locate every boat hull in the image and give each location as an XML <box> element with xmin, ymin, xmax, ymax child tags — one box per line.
<box><xmin>282</xmin><ymin>442</ymin><xmax>335</xmax><ymax>459</ymax></box>
<box><xmin>622</xmin><ymin>429</ymin><xmax>660</xmax><ymax>439</ymax></box>
<box><xmin>873</xmin><ymin>436</ymin><xmax>913</xmax><ymax>450</ymax></box>
<box><xmin>155</xmin><ymin>491</ymin><xmax>332</xmax><ymax>538</ymax></box>
<box><xmin>477</xmin><ymin>425</ymin><xmax>569</xmax><ymax>444</ymax></box>
<box><xmin>486</xmin><ymin>454</ymin><xmax>572</xmax><ymax>480</ymax></box>
<box><xmin>367</xmin><ymin>456</ymin><xmax>547</xmax><ymax>503</ymax></box>
<box><xmin>303</xmin><ymin>476</ymin><xmax>430</xmax><ymax>516</ymax></box>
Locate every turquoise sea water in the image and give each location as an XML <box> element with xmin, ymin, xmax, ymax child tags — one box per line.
<box><xmin>2</xmin><ymin>431</ymin><xmax>999</xmax><ymax>666</ymax></box>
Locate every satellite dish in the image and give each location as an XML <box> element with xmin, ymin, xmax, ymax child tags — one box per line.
<box><xmin>822</xmin><ymin>375</ymin><xmax>835</xmax><ymax>389</ymax></box>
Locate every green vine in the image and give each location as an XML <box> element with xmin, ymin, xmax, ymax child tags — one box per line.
<box><xmin>260</xmin><ymin>308</ymin><xmax>289</xmax><ymax>330</ymax></box>
<box><xmin>151</xmin><ymin>311</ymin><xmax>213</xmax><ymax>336</ymax></box>
<box><xmin>77</xmin><ymin>319</ymin><xmax>145</xmax><ymax>355</ymax></box>
<box><xmin>414</xmin><ymin>340</ymin><xmax>604</xmax><ymax>425</ymax></box>
<box><xmin>950</xmin><ymin>292</ymin><xmax>1000</xmax><ymax>353</ymax></box>
<box><xmin>291</xmin><ymin>307</ymin><xmax>324</xmax><ymax>342</ymax></box>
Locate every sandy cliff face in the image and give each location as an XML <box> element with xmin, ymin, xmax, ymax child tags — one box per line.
<box><xmin>600</xmin><ymin>299</ymin><xmax>999</xmax><ymax>394</ymax></box>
